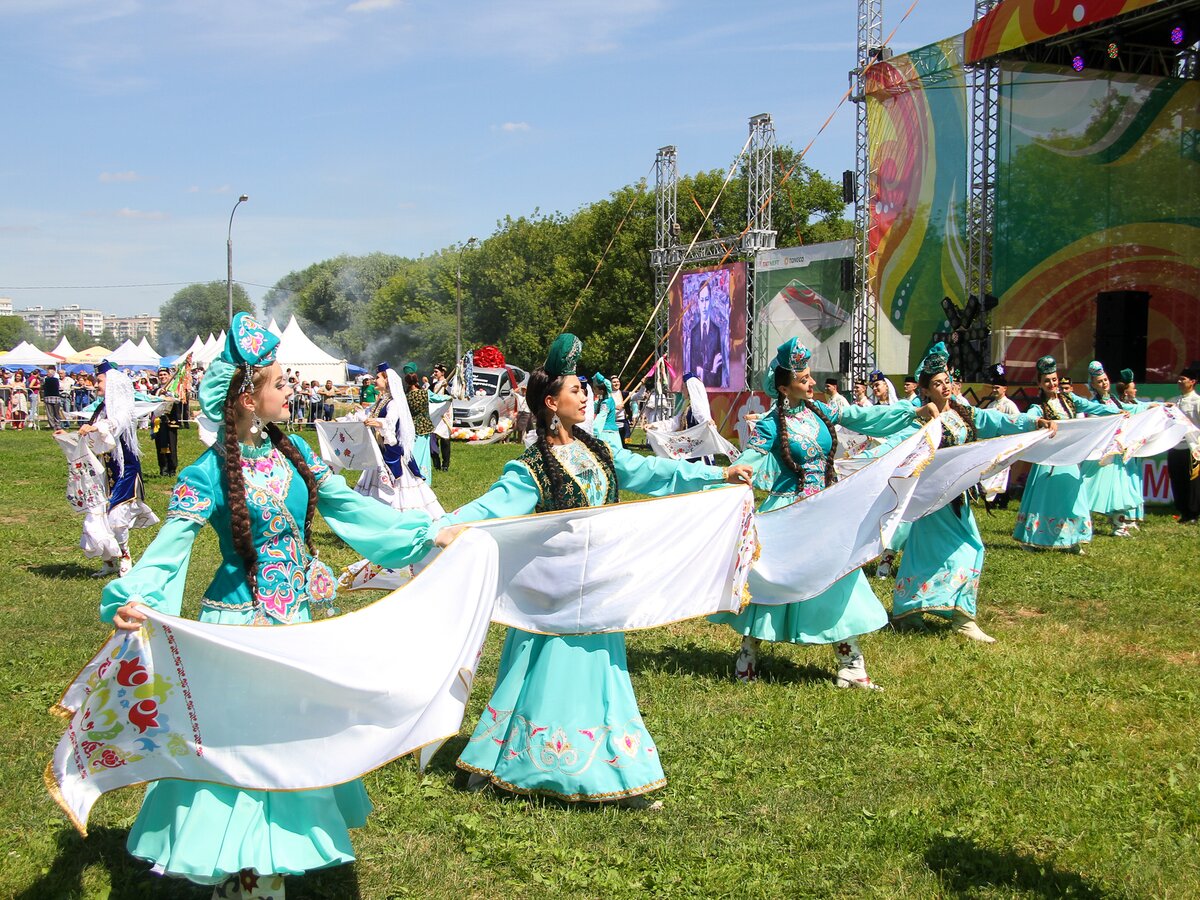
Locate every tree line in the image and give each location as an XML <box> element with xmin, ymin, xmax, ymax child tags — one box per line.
<box><xmin>155</xmin><ymin>147</ymin><xmax>851</xmax><ymax>377</ymax></box>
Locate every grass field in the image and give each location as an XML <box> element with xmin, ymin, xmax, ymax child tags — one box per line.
<box><xmin>2</xmin><ymin>427</ymin><xmax>1198</xmax><ymax>899</ymax></box>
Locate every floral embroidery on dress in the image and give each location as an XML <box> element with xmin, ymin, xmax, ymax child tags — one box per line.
<box><xmin>1014</xmin><ymin>511</ymin><xmax>1092</xmax><ymax>545</ymax></box>
<box><xmin>467</xmin><ymin>708</ymin><xmax>657</xmax><ymax>776</ymax></box>
<box><xmin>553</xmin><ymin>442</ymin><xmax>611</xmax><ymax>507</ymax></box>
<box><xmin>167</xmin><ymin>480</ymin><xmax>213</xmax><ymax>523</ymax></box>
<box><xmin>894</xmin><ymin>565</ymin><xmax>980</xmax><ymax>608</ymax></box>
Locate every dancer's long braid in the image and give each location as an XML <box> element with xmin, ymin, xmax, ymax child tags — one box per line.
<box><xmin>529</xmin><ymin>370</ymin><xmax>617</xmax><ymax>508</ymax></box>
<box><xmin>267</xmin><ymin>422</ymin><xmax>318</xmax><ymax>556</ymax></box>
<box><xmin>223</xmin><ymin>387</ymin><xmax>259</xmax><ymax>598</ymax></box>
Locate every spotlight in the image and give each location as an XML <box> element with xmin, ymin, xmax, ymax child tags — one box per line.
<box><xmin>1170</xmin><ymin>25</ymin><xmax>1185</xmax><ymax>46</ymax></box>
<box><xmin>1072</xmin><ymin>54</ymin><xmax>1085</xmax><ymax>72</ymax></box>
<box><xmin>1107</xmin><ymin>42</ymin><xmax>1119</xmax><ymax>59</ymax></box>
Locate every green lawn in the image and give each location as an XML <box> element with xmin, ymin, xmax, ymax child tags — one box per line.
<box><xmin>2</xmin><ymin>428</ymin><xmax>1198</xmax><ymax>898</ymax></box>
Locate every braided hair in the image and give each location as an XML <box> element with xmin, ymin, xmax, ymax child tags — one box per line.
<box><xmin>774</xmin><ymin>368</ymin><xmax>838</xmax><ymax>488</ymax></box>
<box><xmin>222</xmin><ymin>367</ymin><xmax>320</xmax><ymax>601</ymax></box>
<box><xmin>527</xmin><ymin>368</ymin><xmax>617</xmax><ymax>509</ymax></box>
<box><xmin>919</xmin><ymin>371</ymin><xmax>980</xmax><ymax>514</ymax></box>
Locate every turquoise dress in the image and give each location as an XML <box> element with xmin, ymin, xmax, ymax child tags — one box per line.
<box><xmin>1013</xmin><ymin>395</ymin><xmax>1121</xmax><ymax>548</ymax></box>
<box><xmin>100</xmin><ymin>434</ymin><xmax>434</xmax><ymax>885</ymax></box>
<box><xmin>891</xmin><ymin>404</ymin><xmax>1039</xmax><ymax>622</ymax></box>
<box><xmin>1081</xmin><ymin>396</ymin><xmax>1149</xmax><ymax>523</ymax></box>
<box><xmin>437</xmin><ymin>441</ymin><xmax>725</xmax><ymax>801</ymax></box>
<box><xmin>405</xmin><ymin>388</ymin><xmax>449</xmax><ymax>482</ymax></box>
<box><xmin>711</xmin><ymin>400</ymin><xmax>916</xmax><ymax>643</ymax></box>
<box><xmin>593</xmin><ymin>396</ymin><xmax>619</xmax><ymax>443</ymax></box>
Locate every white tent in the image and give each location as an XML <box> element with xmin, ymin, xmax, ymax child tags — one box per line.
<box><xmin>267</xmin><ymin>318</ymin><xmax>283</xmax><ymax>337</ymax></box>
<box><xmin>194</xmin><ymin>334</ymin><xmax>222</xmax><ymax>366</ymax></box>
<box><xmin>107</xmin><ymin>339</ymin><xmax>160</xmax><ymax>369</ymax></box>
<box><xmin>276</xmin><ymin>315</ymin><xmax>348</xmax><ymax>385</ymax></box>
<box><xmin>137</xmin><ymin>336</ymin><xmax>160</xmax><ymax>360</ymax></box>
<box><xmin>50</xmin><ymin>336</ymin><xmax>78</xmax><ymax>359</ymax></box>
<box><xmin>0</xmin><ymin>341</ymin><xmax>60</xmax><ymax>369</ymax></box>
<box><xmin>183</xmin><ymin>335</ymin><xmax>206</xmax><ymax>360</ymax></box>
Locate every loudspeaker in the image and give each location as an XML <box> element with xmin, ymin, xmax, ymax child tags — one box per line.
<box><xmin>1094</xmin><ymin>290</ymin><xmax>1149</xmax><ymax>382</ymax></box>
<box><xmin>840</xmin><ymin>257</ymin><xmax>854</xmax><ymax>292</ymax></box>
<box><xmin>838</xmin><ymin>341</ymin><xmax>851</xmax><ymax>375</ymax></box>
<box><xmin>842</xmin><ymin>170</ymin><xmax>855</xmax><ymax>204</ymax></box>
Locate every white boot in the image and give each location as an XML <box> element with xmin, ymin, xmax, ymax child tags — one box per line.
<box><xmin>118</xmin><ymin>543</ymin><xmax>132</xmax><ymax>575</ymax></box>
<box><xmin>734</xmin><ymin>636</ymin><xmax>760</xmax><ymax>683</ymax></box>
<box><xmin>832</xmin><ymin>638</ymin><xmax>883</xmax><ymax>691</ymax></box>
<box><xmin>91</xmin><ymin>558</ymin><xmax>120</xmax><ymax>578</ymax></box>
<box><xmin>875</xmin><ymin>551</ymin><xmax>895</xmax><ymax>579</ymax></box>
<box><xmin>952</xmin><ymin>610</ymin><xmax>996</xmax><ymax>643</ymax></box>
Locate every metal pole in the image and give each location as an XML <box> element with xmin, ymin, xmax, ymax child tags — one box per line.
<box><xmin>226</xmin><ymin>194</ymin><xmax>249</xmax><ymax>325</ymax></box>
<box><xmin>455</xmin><ymin>237</ymin><xmax>478</xmax><ymax>365</ymax></box>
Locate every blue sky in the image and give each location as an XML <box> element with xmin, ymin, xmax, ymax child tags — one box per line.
<box><xmin>0</xmin><ymin>0</ymin><xmax>971</xmax><ymax>318</ymax></box>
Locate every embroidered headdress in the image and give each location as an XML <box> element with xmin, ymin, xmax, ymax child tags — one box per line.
<box><xmin>1036</xmin><ymin>355</ymin><xmax>1058</xmax><ymax>376</ymax></box>
<box><xmin>96</xmin><ymin>360</ymin><xmax>116</xmax><ymax>375</ymax></box>
<box><xmin>402</xmin><ymin>362</ymin><xmax>418</xmax><ymax>375</ymax></box>
<box><xmin>1087</xmin><ymin>360</ymin><xmax>1105</xmax><ymax>379</ymax></box>
<box><xmin>763</xmin><ymin>337</ymin><xmax>811</xmax><ymax>397</ymax></box>
<box><xmin>198</xmin><ymin>312</ymin><xmax>281</xmax><ymax>424</ymax></box>
<box><xmin>544</xmin><ymin>333</ymin><xmax>582</xmax><ymax>378</ymax></box>
<box><xmin>915</xmin><ymin>341</ymin><xmax>950</xmax><ymax>379</ymax></box>
<box><xmin>591</xmin><ymin>371</ymin><xmax>612</xmax><ymax>393</ymax></box>
<box><xmin>1119</xmin><ymin>368</ymin><xmax>1135</xmax><ymax>384</ymax></box>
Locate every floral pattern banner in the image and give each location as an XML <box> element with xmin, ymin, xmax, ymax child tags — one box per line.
<box><xmin>866</xmin><ymin>35</ymin><xmax>970</xmax><ymax>375</ymax></box>
<box><xmin>993</xmin><ymin>64</ymin><xmax>1200</xmax><ymax>382</ymax></box>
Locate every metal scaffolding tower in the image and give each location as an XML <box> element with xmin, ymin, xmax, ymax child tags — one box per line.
<box><xmin>850</xmin><ymin>0</ymin><xmax>883</xmax><ymax>382</ymax></box>
<box><xmin>966</xmin><ymin>0</ymin><xmax>999</xmax><ymax>322</ymax></box>
<box><xmin>650</xmin><ymin>115</ymin><xmax>777</xmax><ymax>381</ymax></box>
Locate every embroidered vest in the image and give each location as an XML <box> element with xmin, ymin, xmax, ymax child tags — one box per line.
<box><xmin>519</xmin><ymin>440</ymin><xmax>619</xmax><ymax>513</ymax></box>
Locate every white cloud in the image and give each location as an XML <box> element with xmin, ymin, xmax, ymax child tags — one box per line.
<box><xmin>499</xmin><ymin>122</ymin><xmax>530</xmax><ymax>133</ymax></box>
<box><xmin>213</xmin><ymin>184</ymin><xmax>231</xmax><ymax>194</ymax></box>
<box><xmin>99</xmin><ymin>170</ymin><xmax>141</xmax><ymax>183</ymax></box>
<box><xmin>186</xmin><ymin>185</ymin><xmax>200</xmax><ymax>193</ymax></box>
<box><xmin>346</xmin><ymin>0</ymin><xmax>401</xmax><ymax>12</ymax></box>
<box><xmin>116</xmin><ymin>208</ymin><xmax>168</xmax><ymax>220</ymax></box>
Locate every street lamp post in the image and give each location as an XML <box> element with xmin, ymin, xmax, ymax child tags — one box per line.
<box><xmin>227</xmin><ymin>194</ymin><xmax>249</xmax><ymax>325</ymax></box>
<box><xmin>455</xmin><ymin>236</ymin><xmax>478</xmax><ymax>365</ymax></box>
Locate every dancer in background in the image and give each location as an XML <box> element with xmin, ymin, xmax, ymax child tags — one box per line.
<box><xmin>978</xmin><ymin>364</ymin><xmax>1019</xmax><ymax>509</ymax></box>
<box><xmin>711</xmin><ymin>338</ymin><xmax>917</xmax><ymax>689</ymax></box>
<box><xmin>434</xmin><ymin>334</ymin><xmax>752</xmax><ymax>804</ymax></box>
<box><xmin>891</xmin><ymin>343</ymin><xmax>1051</xmax><ymax>643</ymax></box>
<box><xmin>1082</xmin><ymin>361</ymin><xmax>1155</xmax><ymax>536</ymax></box>
<box><xmin>590</xmin><ymin>372</ymin><xmax>620</xmax><ymax>447</ymax></box>
<box><xmin>57</xmin><ymin>360</ymin><xmax>159</xmax><ymax>577</ymax></box>
<box><xmin>403</xmin><ymin>363</ymin><xmax>449</xmax><ymax>482</ymax></box>
<box><xmin>824</xmin><ymin>377</ymin><xmax>851</xmax><ymax>412</ymax></box>
<box><xmin>1013</xmin><ymin>355</ymin><xmax>1122</xmax><ymax>553</ymax></box>
<box><xmin>1168</xmin><ymin>364</ymin><xmax>1200</xmax><ymax>524</ymax></box>
<box><xmin>101</xmin><ymin>316</ymin><xmax>439</xmax><ymax>900</ymax></box>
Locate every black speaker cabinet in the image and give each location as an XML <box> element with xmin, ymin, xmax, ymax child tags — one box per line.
<box><xmin>1094</xmin><ymin>290</ymin><xmax>1149</xmax><ymax>382</ymax></box>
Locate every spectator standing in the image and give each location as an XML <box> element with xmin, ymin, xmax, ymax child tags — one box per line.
<box><xmin>43</xmin><ymin>368</ymin><xmax>65</xmax><ymax>429</ymax></box>
<box><xmin>321</xmin><ymin>380</ymin><xmax>337</xmax><ymax>421</ymax></box>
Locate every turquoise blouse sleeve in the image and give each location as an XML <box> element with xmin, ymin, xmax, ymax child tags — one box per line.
<box><xmin>836</xmin><ymin>401</ymin><xmax>918</xmax><ymax>437</ymax></box>
<box><xmin>734</xmin><ymin>415</ymin><xmax>775</xmax><ymax>465</ymax></box>
<box><xmin>971</xmin><ymin>405</ymin><xmax>1040</xmax><ymax>439</ymax></box>
<box><xmin>289</xmin><ymin>434</ymin><xmax>434</xmax><ymax>567</ymax></box>
<box><xmin>1074</xmin><ymin>395</ymin><xmax>1122</xmax><ymax>417</ymax></box>
<box><xmin>1026</xmin><ymin>403</ymin><xmax>1044</xmax><ymax>418</ymax></box>
<box><xmin>99</xmin><ymin>462</ymin><xmax>217</xmax><ymax>622</ymax></box>
<box><xmin>612</xmin><ymin>446</ymin><xmax>724</xmax><ymax>496</ymax></box>
<box><xmin>437</xmin><ymin>460</ymin><xmax>542</xmax><ymax>525</ymax></box>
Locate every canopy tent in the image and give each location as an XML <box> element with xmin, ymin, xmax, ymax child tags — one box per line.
<box><xmin>0</xmin><ymin>341</ymin><xmax>61</xmax><ymax>370</ymax></box>
<box><xmin>136</xmin><ymin>336</ymin><xmax>160</xmax><ymax>360</ymax></box>
<box><xmin>193</xmin><ymin>333</ymin><xmax>222</xmax><ymax>366</ymax></box>
<box><xmin>50</xmin><ymin>336</ymin><xmax>78</xmax><ymax>359</ymax></box>
<box><xmin>276</xmin><ymin>315</ymin><xmax>348</xmax><ymax>384</ymax></box>
<box><xmin>69</xmin><ymin>346</ymin><xmax>112</xmax><ymax>365</ymax></box>
<box><xmin>107</xmin><ymin>339</ymin><xmax>160</xmax><ymax>369</ymax></box>
<box><xmin>267</xmin><ymin>318</ymin><xmax>283</xmax><ymax>337</ymax></box>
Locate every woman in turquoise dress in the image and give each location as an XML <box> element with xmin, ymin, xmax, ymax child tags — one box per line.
<box><xmin>1081</xmin><ymin>362</ymin><xmax>1153</xmax><ymax>536</ymax></box>
<box><xmin>590</xmin><ymin>372</ymin><xmax>620</xmax><ymax>446</ymax></box>
<box><xmin>102</xmin><ymin>315</ymin><xmax>437</xmax><ymax>899</ymax></box>
<box><xmin>1013</xmin><ymin>356</ymin><xmax>1123</xmax><ymax>553</ymax></box>
<box><xmin>710</xmin><ymin>338</ymin><xmax>917</xmax><ymax>689</ymax></box>
<box><xmin>434</xmin><ymin>334</ymin><xmax>752</xmax><ymax>803</ymax></box>
<box><xmin>890</xmin><ymin>342</ymin><xmax>1050</xmax><ymax>643</ymax></box>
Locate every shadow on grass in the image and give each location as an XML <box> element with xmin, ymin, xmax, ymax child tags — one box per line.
<box><xmin>20</xmin><ymin>826</ymin><xmax>361</xmax><ymax>899</ymax></box>
<box><xmin>26</xmin><ymin>562</ymin><xmax>97</xmax><ymax>579</ymax></box>
<box><xmin>926</xmin><ymin>834</ymin><xmax>1108</xmax><ymax>899</ymax></box>
<box><xmin>627</xmin><ymin>642</ymin><xmax>834</xmax><ymax>687</ymax></box>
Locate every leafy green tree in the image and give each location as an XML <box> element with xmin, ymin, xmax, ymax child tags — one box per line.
<box><xmin>0</xmin><ymin>316</ymin><xmax>40</xmax><ymax>350</ymax></box>
<box><xmin>158</xmin><ymin>282</ymin><xmax>253</xmax><ymax>354</ymax></box>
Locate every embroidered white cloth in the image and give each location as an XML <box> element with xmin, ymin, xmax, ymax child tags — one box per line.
<box><xmin>432</xmin><ymin>484</ymin><xmax>759</xmax><ymax>634</ymax></box>
<box><xmin>749</xmin><ymin>422</ymin><xmax>939</xmax><ymax>604</ymax></box>
<box><xmin>49</xmin><ymin>530</ymin><xmax>499</xmax><ymax>834</ymax></box>
<box><xmin>1013</xmin><ymin>415</ymin><xmax>1125</xmax><ymax>467</ymax></box>
<box><xmin>54</xmin><ymin>432</ymin><xmax>109</xmax><ymax>514</ymax></box>
<box><xmin>49</xmin><ymin>487</ymin><xmax>759</xmax><ymax>831</ymax></box>
<box><xmin>1114</xmin><ymin>406</ymin><xmax>1200</xmax><ymax>460</ymax></box>
<box><xmin>337</xmin><ymin>558</ymin><xmax>413</xmax><ymax>593</ymax></box>
<box><xmin>315</xmin><ymin>421</ymin><xmax>386</xmax><ymax>473</ymax></box>
<box><xmin>645</xmin><ymin>419</ymin><xmax>737</xmax><ymax>461</ymax></box>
